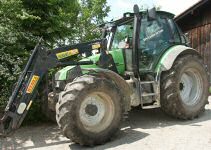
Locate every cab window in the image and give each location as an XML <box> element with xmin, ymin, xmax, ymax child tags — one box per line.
<box><xmin>167</xmin><ymin>19</ymin><xmax>181</xmax><ymax>43</ymax></box>
<box><xmin>139</xmin><ymin>16</ymin><xmax>172</xmax><ymax>71</ymax></box>
<box><xmin>112</xmin><ymin>20</ymin><xmax>133</xmax><ymax>49</ymax></box>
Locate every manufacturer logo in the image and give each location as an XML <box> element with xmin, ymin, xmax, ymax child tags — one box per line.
<box><xmin>56</xmin><ymin>49</ymin><xmax>79</xmax><ymax>60</ymax></box>
<box><xmin>26</xmin><ymin>75</ymin><xmax>40</xmax><ymax>93</ymax></box>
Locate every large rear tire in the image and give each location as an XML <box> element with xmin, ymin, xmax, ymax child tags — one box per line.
<box><xmin>161</xmin><ymin>54</ymin><xmax>209</xmax><ymax>119</ymax></box>
<box><xmin>56</xmin><ymin>75</ymin><xmax>123</xmax><ymax>146</ymax></box>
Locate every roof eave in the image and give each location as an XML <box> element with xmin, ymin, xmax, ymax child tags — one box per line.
<box><xmin>175</xmin><ymin>0</ymin><xmax>209</xmax><ymax>21</ymax></box>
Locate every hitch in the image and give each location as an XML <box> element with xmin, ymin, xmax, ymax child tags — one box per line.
<box><xmin>0</xmin><ymin>116</ymin><xmax>6</xmax><ymax>136</ymax></box>
<box><xmin>0</xmin><ymin>111</ymin><xmax>13</xmax><ymax>137</ymax></box>
<box><xmin>0</xmin><ymin>122</ymin><xmax>5</xmax><ymax>137</ymax></box>
<box><xmin>0</xmin><ymin>109</ymin><xmax>24</xmax><ymax>137</ymax></box>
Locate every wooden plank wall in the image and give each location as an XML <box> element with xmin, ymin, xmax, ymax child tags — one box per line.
<box><xmin>186</xmin><ymin>23</ymin><xmax>211</xmax><ymax>75</ymax></box>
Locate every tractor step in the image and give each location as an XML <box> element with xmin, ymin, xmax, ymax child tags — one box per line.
<box><xmin>140</xmin><ymin>81</ymin><xmax>155</xmax><ymax>84</ymax></box>
<box><xmin>140</xmin><ymin>81</ymin><xmax>157</xmax><ymax>97</ymax></box>
<box><xmin>142</xmin><ymin>103</ymin><xmax>160</xmax><ymax>109</ymax></box>
<box><xmin>140</xmin><ymin>80</ymin><xmax>160</xmax><ymax>109</ymax></box>
<box><xmin>142</xmin><ymin>93</ymin><xmax>156</xmax><ymax>97</ymax></box>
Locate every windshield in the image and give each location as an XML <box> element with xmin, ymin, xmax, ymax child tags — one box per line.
<box><xmin>105</xmin><ymin>19</ymin><xmax>133</xmax><ymax>50</ymax></box>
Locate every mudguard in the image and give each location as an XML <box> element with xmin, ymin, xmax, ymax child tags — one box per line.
<box><xmin>83</xmin><ymin>68</ymin><xmax>132</xmax><ymax>112</ymax></box>
<box><xmin>156</xmin><ymin>45</ymin><xmax>201</xmax><ymax>72</ymax></box>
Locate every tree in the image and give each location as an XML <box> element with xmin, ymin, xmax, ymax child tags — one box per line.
<box><xmin>0</xmin><ymin>0</ymin><xmax>25</xmax><ymax>107</ymax></box>
<box><xmin>0</xmin><ymin>0</ymin><xmax>110</xmax><ymax>110</ymax></box>
<box><xmin>21</xmin><ymin>0</ymin><xmax>80</xmax><ymax>47</ymax></box>
<box><xmin>72</xmin><ymin>0</ymin><xmax>110</xmax><ymax>43</ymax></box>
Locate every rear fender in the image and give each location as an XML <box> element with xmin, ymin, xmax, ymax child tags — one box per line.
<box><xmin>156</xmin><ymin>45</ymin><xmax>201</xmax><ymax>72</ymax></box>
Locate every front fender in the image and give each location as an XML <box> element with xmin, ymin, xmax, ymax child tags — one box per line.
<box><xmin>156</xmin><ymin>45</ymin><xmax>200</xmax><ymax>72</ymax></box>
<box><xmin>84</xmin><ymin>68</ymin><xmax>132</xmax><ymax>112</ymax></box>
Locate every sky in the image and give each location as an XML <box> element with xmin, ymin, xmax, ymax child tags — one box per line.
<box><xmin>106</xmin><ymin>0</ymin><xmax>200</xmax><ymax>20</ymax></box>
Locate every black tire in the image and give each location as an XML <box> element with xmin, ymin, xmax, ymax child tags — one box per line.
<box><xmin>161</xmin><ymin>54</ymin><xmax>209</xmax><ymax>119</ymax></box>
<box><xmin>56</xmin><ymin>75</ymin><xmax>123</xmax><ymax>146</ymax></box>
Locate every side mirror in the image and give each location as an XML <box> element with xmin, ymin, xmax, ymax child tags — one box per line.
<box><xmin>148</xmin><ymin>7</ymin><xmax>157</xmax><ymax>21</ymax></box>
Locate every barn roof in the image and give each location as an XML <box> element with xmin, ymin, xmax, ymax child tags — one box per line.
<box><xmin>175</xmin><ymin>0</ymin><xmax>210</xmax><ymax>22</ymax></box>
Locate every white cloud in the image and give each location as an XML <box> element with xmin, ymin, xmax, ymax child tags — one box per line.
<box><xmin>116</xmin><ymin>0</ymin><xmax>133</xmax><ymax>9</ymax></box>
<box><xmin>106</xmin><ymin>0</ymin><xmax>145</xmax><ymax>20</ymax></box>
<box><xmin>107</xmin><ymin>0</ymin><xmax>200</xmax><ymax>20</ymax></box>
<box><xmin>154</xmin><ymin>0</ymin><xmax>200</xmax><ymax>15</ymax></box>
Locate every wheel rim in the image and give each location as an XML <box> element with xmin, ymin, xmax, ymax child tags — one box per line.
<box><xmin>179</xmin><ymin>68</ymin><xmax>203</xmax><ymax>106</ymax></box>
<box><xmin>79</xmin><ymin>92</ymin><xmax>115</xmax><ymax>133</ymax></box>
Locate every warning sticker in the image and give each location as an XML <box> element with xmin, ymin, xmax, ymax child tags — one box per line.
<box><xmin>56</xmin><ymin>49</ymin><xmax>79</xmax><ymax>60</ymax></box>
<box><xmin>26</xmin><ymin>75</ymin><xmax>40</xmax><ymax>93</ymax></box>
<box><xmin>92</xmin><ymin>44</ymin><xmax>101</xmax><ymax>49</ymax></box>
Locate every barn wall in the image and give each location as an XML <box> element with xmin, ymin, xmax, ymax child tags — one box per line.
<box><xmin>175</xmin><ymin>1</ymin><xmax>211</xmax><ymax>78</ymax></box>
<box><xmin>186</xmin><ymin>24</ymin><xmax>211</xmax><ymax>74</ymax></box>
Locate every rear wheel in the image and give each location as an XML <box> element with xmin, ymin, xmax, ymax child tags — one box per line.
<box><xmin>161</xmin><ymin>54</ymin><xmax>209</xmax><ymax>119</ymax></box>
<box><xmin>56</xmin><ymin>75</ymin><xmax>123</xmax><ymax>146</ymax></box>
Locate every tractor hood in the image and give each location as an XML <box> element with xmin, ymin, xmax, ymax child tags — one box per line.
<box><xmin>54</xmin><ymin>48</ymin><xmax>125</xmax><ymax>81</ymax></box>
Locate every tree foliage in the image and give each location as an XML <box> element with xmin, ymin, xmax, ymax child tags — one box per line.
<box><xmin>0</xmin><ymin>0</ymin><xmax>110</xmax><ymax>111</ymax></box>
<box><xmin>74</xmin><ymin>0</ymin><xmax>110</xmax><ymax>42</ymax></box>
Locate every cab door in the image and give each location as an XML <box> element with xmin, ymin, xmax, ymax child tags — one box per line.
<box><xmin>139</xmin><ymin>15</ymin><xmax>175</xmax><ymax>72</ymax></box>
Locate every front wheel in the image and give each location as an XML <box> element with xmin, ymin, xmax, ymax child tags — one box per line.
<box><xmin>161</xmin><ymin>54</ymin><xmax>209</xmax><ymax>119</ymax></box>
<box><xmin>56</xmin><ymin>75</ymin><xmax>123</xmax><ymax>146</ymax></box>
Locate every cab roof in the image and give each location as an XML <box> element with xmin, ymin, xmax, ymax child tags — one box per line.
<box><xmin>100</xmin><ymin>11</ymin><xmax>175</xmax><ymax>28</ymax></box>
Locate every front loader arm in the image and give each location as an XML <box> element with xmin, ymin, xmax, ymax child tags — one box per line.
<box><xmin>0</xmin><ymin>38</ymin><xmax>106</xmax><ymax>136</ymax></box>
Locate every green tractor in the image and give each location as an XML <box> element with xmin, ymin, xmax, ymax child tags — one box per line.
<box><xmin>0</xmin><ymin>5</ymin><xmax>209</xmax><ymax>146</ymax></box>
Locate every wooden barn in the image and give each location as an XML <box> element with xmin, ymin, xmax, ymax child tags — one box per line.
<box><xmin>175</xmin><ymin>0</ymin><xmax>211</xmax><ymax>81</ymax></box>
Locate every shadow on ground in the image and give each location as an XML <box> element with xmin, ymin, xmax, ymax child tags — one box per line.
<box><xmin>1</xmin><ymin>105</ymin><xmax>211</xmax><ymax>150</ymax></box>
<box><xmin>69</xmin><ymin>105</ymin><xmax>211</xmax><ymax>150</ymax></box>
<box><xmin>127</xmin><ymin>106</ymin><xmax>211</xmax><ymax>129</ymax></box>
<box><xmin>0</xmin><ymin>122</ymin><xmax>70</xmax><ymax>150</ymax></box>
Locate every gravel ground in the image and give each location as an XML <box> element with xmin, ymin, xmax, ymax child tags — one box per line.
<box><xmin>1</xmin><ymin>98</ymin><xmax>211</xmax><ymax>150</ymax></box>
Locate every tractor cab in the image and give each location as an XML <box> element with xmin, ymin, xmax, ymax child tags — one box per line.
<box><xmin>104</xmin><ymin>9</ymin><xmax>188</xmax><ymax>73</ymax></box>
<box><xmin>101</xmin><ymin>7</ymin><xmax>192</xmax><ymax>108</ymax></box>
